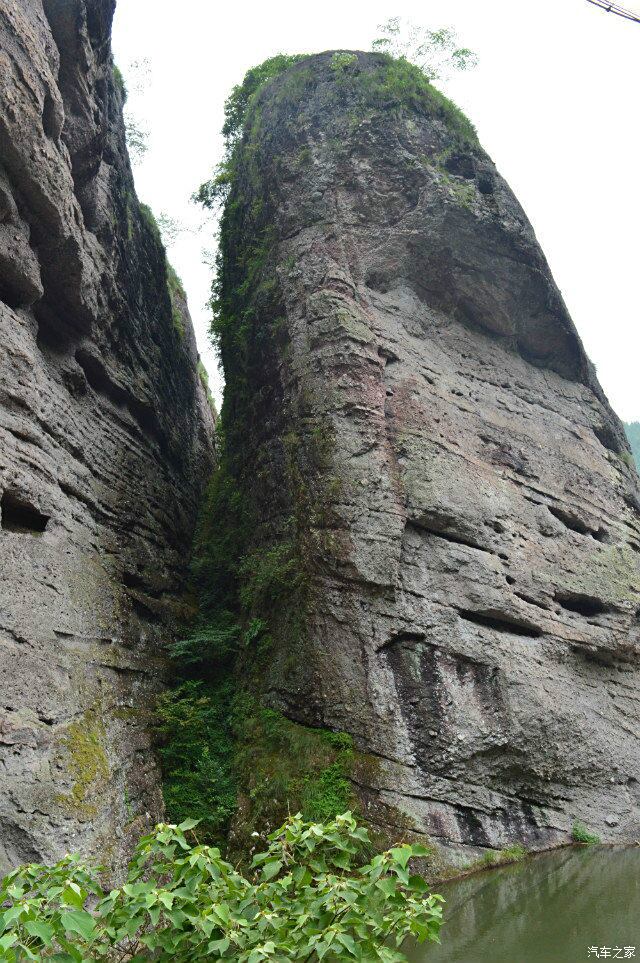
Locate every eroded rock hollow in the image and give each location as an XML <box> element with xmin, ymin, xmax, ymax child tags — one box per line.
<box><xmin>221</xmin><ymin>52</ymin><xmax>640</xmax><ymax>859</ymax></box>
<box><xmin>0</xmin><ymin>0</ymin><xmax>215</xmax><ymax>871</ymax></box>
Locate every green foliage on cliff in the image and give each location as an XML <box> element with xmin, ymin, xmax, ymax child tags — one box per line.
<box><xmin>112</xmin><ymin>63</ymin><xmax>127</xmax><ymax>100</ymax></box>
<box><xmin>231</xmin><ymin>708</ymin><xmax>358</xmax><ymax>852</ymax></box>
<box><xmin>197</xmin><ymin>359</ymin><xmax>215</xmax><ymax>409</ymax></box>
<box><xmin>571</xmin><ymin>822</ymin><xmax>601</xmax><ymax>845</ymax></box>
<box><xmin>166</xmin><ymin>262</ymin><xmax>186</xmax><ymax>337</ymax></box>
<box><xmin>139</xmin><ymin>204</ymin><xmax>187</xmax><ymax>338</ymax></box>
<box><xmin>155</xmin><ymin>680</ymin><xmax>237</xmax><ymax>842</ymax></box>
<box><xmin>195</xmin><ymin>46</ymin><xmax>477</xmax><ymax>212</ymax></box>
<box><xmin>155</xmin><ymin>674</ymin><xmax>360</xmax><ymax>851</ymax></box>
<box><xmin>624</xmin><ymin>422</ymin><xmax>640</xmax><ymax>470</ymax></box>
<box><xmin>222</xmin><ymin>54</ymin><xmax>309</xmax><ymax>142</ymax></box>
<box><xmin>0</xmin><ymin>813</ymin><xmax>443</xmax><ymax>961</ymax></box>
<box><xmin>357</xmin><ymin>55</ymin><xmax>477</xmax><ymax>148</ymax></box>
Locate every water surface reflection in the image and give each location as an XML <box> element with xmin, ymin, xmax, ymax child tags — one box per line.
<box><xmin>406</xmin><ymin>847</ymin><xmax>640</xmax><ymax>963</ymax></box>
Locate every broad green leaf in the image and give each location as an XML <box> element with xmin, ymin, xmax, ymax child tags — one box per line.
<box><xmin>376</xmin><ymin>878</ymin><xmax>397</xmax><ymax>897</ymax></box>
<box><xmin>409</xmin><ymin>844</ymin><xmax>431</xmax><ymax>858</ymax></box>
<box><xmin>60</xmin><ymin>910</ymin><xmax>96</xmax><ymax>941</ymax></box>
<box><xmin>61</xmin><ymin>886</ymin><xmax>84</xmax><ymax>910</ymax></box>
<box><xmin>408</xmin><ymin>874</ymin><xmax>429</xmax><ymax>892</ymax></box>
<box><xmin>212</xmin><ymin>902</ymin><xmax>231</xmax><ymax>924</ymax></box>
<box><xmin>208</xmin><ymin>937</ymin><xmax>230</xmax><ymax>953</ymax></box>
<box><xmin>390</xmin><ymin>846</ymin><xmax>412</xmax><ymax>870</ymax></box>
<box><xmin>177</xmin><ymin>818</ymin><xmax>200</xmax><ymax>831</ymax></box>
<box><xmin>261</xmin><ymin>859</ymin><xmax>282</xmax><ymax>881</ymax></box>
<box><xmin>337</xmin><ymin>932</ymin><xmax>358</xmax><ymax>954</ymax></box>
<box><xmin>24</xmin><ymin>920</ymin><xmax>55</xmax><ymax>943</ymax></box>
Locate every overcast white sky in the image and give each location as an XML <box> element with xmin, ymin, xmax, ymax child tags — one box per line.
<box><xmin>112</xmin><ymin>0</ymin><xmax>640</xmax><ymax>422</ymax></box>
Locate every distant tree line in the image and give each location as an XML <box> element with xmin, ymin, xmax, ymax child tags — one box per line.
<box><xmin>624</xmin><ymin>422</ymin><xmax>640</xmax><ymax>470</ymax></box>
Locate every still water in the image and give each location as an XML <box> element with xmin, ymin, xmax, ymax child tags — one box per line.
<box><xmin>406</xmin><ymin>847</ymin><xmax>640</xmax><ymax>963</ymax></box>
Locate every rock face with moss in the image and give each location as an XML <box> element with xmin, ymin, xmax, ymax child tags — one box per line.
<box><xmin>0</xmin><ymin>0</ymin><xmax>215</xmax><ymax>871</ymax></box>
<box><xmin>210</xmin><ymin>51</ymin><xmax>640</xmax><ymax>862</ymax></box>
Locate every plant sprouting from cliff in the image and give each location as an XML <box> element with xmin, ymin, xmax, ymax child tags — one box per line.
<box><xmin>124</xmin><ymin>115</ymin><xmax>149</xmax><ymax>164</ymax></box>
<box><xmin>571</xmin><ymin>822</ymin><xmax>601</xmax><ymax>845</ymax></box>
<box><xmin>116</xmin><ymin>59</ymin><xmax>151</xmax><ymax>165</ymax></box>
<box><xmin>0</xmin><ymin>813</ymin><xmax>443</xmax><ymax>960</ymax></box>
<box><xmin>222</xmin><ymin>54</ymin><xmax>308</xmax><ymax>143</ymax></box>
<box><xmin>372</xmin><ymin>18</ymin><xmax>478</xmax><ymax>82</ymax></box>
<box><xmin>331</xmin><ymin>52</ymin><xmax>358</xmax><ymax>73</ymax></box>
<box><xmin>193</xmin><ymin>54</ymin><xmax>307</xmax><ymax>212</ymax></box>
<box><xmin>112</xmin><ymin>64</ymin><xmax>126</xmax><ymax>99</ymax></box>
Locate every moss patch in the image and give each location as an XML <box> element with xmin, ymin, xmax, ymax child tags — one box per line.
<box><xmin>166</xmin><ymin>262</ymin><xmax>186</xmax><ymax>338</ymax></box>
<box><xmin>197</xmin><ymin>360</ymin><xmax>216</xmax><ymax>412</ymax></box>
<box><xmin>439</xmin><ymin>170</ymin><xmax>477</xmax><ymax>208</ymax></box>
<box><xmin>55</xmin><ymin>710</ymin><xmax>109</xmax><ymax>818</ymax></box>
<box><xmin>233</xmin><ymin>708</ymin><xmax>356</xmax><ymax>839</ymax></box>
<box><xmin>138</xmin><ymin>203</ymin><xmax>186</xmax><ymax>338</ymax></box>
<box><xmin>112</xmin><ymin>63</ymin><xmax>127</xmax><ymax>101</ymax></box>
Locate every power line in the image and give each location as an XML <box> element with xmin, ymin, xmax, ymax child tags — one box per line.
<box><xmin>586</xmin><ymin>0</ymin><xmax>640</xmax><ymax>24</ymax></box>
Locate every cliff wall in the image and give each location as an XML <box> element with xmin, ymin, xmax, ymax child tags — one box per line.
<box><xmin>215</xmin><ymin>52</ymin><xmax>640</xmax><ymax>860</ymax></box>
<box><xmin>0</xmin><ymin>0</ymin><xmax>215</xmax><ymax>871</ymax></box>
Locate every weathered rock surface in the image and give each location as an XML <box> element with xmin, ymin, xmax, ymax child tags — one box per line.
<box><xmin>233</xmin><ymin>53</ymin><xmax>640</xmax><ymax>859</ymax></box>
<box><xmin>0</xmin><ymin>0</ymin><xmax>215</xmax><ymax>871</ymax></box>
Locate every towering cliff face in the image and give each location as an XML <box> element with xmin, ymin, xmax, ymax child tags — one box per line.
<box><xmin>0</xmin><ymin>0</ymin><xmax>215</xmax><ymax>871</ymax></box>
<box><xmin>218</xmin><ymin>52</ymin><xmax>640</xmax><ymax>860</ymax></box>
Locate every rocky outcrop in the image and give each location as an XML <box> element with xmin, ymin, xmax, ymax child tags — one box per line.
<box><xmin>224</xmin><ymin>52</ymin><xmax>640</xmax><ymax>860</ymax></box>
<box><xmin>0</xmin><ymin>0</ymin><xmax>215</xmax><ymax>871</ymax></box>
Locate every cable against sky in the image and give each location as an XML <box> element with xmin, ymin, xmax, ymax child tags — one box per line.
<box><xmin>586</xmin><ymin>0</ymin><xmax>640</xmax><ymax>24</ymax></box>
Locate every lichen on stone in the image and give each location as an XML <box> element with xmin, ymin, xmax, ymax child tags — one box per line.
<box><xmin>55</xmin><ymin>709</ymin><xmax>109</xmax><ymax>818</ymax></box>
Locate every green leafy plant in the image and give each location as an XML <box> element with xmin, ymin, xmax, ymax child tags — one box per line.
<box><xmin>499</xmin><ymin>844</ymin><xmax>527</xmax><ymax>863</ymax></box>
<box><xmin>197</xmin><ymin>359</ymin><xmax>216</xmax><ymax>410</ymax></box>
<box><xmin>0</xmin><ymin>813</ymin><xmax>443</xmax><ymax>961</ymax></box>
<box><xmin>372</xmin><ymin>17</ymin><xmax>477</xmax><ymax>82</ymax></box>
<box><xmin>221</xmin><ymin>54</ymin><xmax>308</xmax><ymax>144</ymax></box>
<box><xmin>154</xmin><ymin>680</ymin><xmax>237</xmax><ymax>842</ymax></box>
<box><xmin>331</xmin><ymin>52</ymin><xmax>358</xmax><ymax>73</ymax></box>
<box><xmin>112</xmin><ymin>64</ymin><xmax>127</xmax><ymax>100</ymax></box>
<box><xmin>154</xmin><ymin>671</ymin><xmax>361</xmax><ymax>852</ymax></box>
<box><xmin>571</xmin><ymin>822</ymin><xmax>601</xmax><ymax>845</ymax></box>
<box><xmin>476</xmin><ymin>843</ymin><xmax>527</xmax><ymax>871</ymax></box>
<box><xmin>124</xmin><ymin>115</ymin><xmax>149</xmax><ymax>164</ymax></box>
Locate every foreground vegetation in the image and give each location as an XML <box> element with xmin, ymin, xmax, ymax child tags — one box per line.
<box><xmin>0</xmin><ymin>813</ymin><xmax>443</xmax><ymax>962</ymax></box>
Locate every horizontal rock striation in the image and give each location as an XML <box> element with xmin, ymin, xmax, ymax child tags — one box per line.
<box><xmin>0</xmin><ymin>0</ymin><xmax>215</xmax><ymax>871</ymax></box>
<box><xmin>225</xmin><ymin>52</ymin><xmax>640</xmax><ymax>859</ymax></box>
